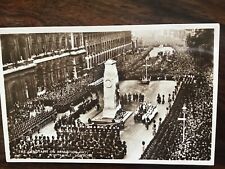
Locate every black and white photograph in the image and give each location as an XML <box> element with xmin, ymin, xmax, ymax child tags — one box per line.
<box><xmin>0</xmin><ymin>24</ymin><xmax>219</xmax><ymax>165</ymax></box>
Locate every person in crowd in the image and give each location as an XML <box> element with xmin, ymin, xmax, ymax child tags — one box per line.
<box><xmin>128</xmin><ymin>93</ymin><xmax>131</xmax><ymax>102</ymax></box>
<box><xmin>172</xmin><ymin>91</ymin><xmax>175</xmax><ymax>101</ymax></box>
<box><xmin>157</xmin><ymin>94</ymin><xmax>161</xmax><ymax>104</ymax></box>
<box><xmin>145</xmin><ymin>117</ymin><xmax>150</xmax><ymax>130</ymax></box>
<box><xmin>152</xmin><ymin>124</ymin><xmax>156</xmax><ymax>136</ymax></box>
<box><xmin>162</xmin><ymin>95</ymin><xmax>165</xmax><ymax>104</ymax></box>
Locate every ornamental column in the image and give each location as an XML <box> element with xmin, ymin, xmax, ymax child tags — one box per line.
<box><xmin>70</xmin><ymin>33</ymin><xmax>75</xmax><ymax>49</ymax></box>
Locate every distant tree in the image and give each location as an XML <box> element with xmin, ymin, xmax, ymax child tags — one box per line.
<box><xmin>186</xmin><ymin>29</ymin><xmax>214</xmax><ymax>68</ymax></box>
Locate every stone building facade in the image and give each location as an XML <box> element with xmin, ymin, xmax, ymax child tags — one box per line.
<box><xmin>1</xmin><ymin>31</ymin><xmax>132</xmax><ymax>111</ymax></box>
<box><xmin>84</xmin><ymin>31</ymin><xmax>132</xmax><ymax>69</ymax></box>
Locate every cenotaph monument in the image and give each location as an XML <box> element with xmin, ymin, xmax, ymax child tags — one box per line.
<box><xmin>102</xmin><ymin>59</ymin><xmax>121</xmax><ymax>119</ymax></box>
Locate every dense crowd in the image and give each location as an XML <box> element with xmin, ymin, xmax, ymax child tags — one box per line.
<box><xmin>169</xmin><ymin>76</ymin><xmax>212</xmax><ymax>160</ymax></box>
<box><xmin>8</xmin><ymin>88</ymin><xmax>99</xmax><ymax>142</ymax></box>
<box><xmin>8</xmin><ymin>62</ymin><xmax>103</xmax><ymax>141</ymax></box>
<box><xmin>141</xmin><ymin>75</ymin><xmax>212</xmax><ymax>160</ymax></box>
<box><xmin>9</xmin><ymin>109</ymin><xmax>56</xmax><ymax>142</ymax></box>
<box><xmin>117</xmin><ymin>51</ymin><xmax>150</xmax><ymax>80</ymax></box>
<box><xmin>37</xmin><ymin>64</ymin><xmax>104</xmax><ymax>113</ymax></box>
<box><xmin>54</xmin><ymin>97</ymin><xmax>99</xmax><ymax>131</ymax></box>
<box><xmin>10</xmin><ymin>122</ymin><xmax>127</xmax><ymax>159</ymax></box>
<box><xmin>8</xmin><ymin>99</ymin><xmax>56</xmax><ymax>141</ymax></box>
<box><xmin>116</xmin><ymin>48</ymin><xmax>198</xmax><ymax>81</ymax></box>
<box><xmin>38</xmin><ymin>76</ymin><xmax>94</xmax><ymax>111</ymax></box>
<box><xmin>8</xmin><ymin>100</ymin><xmax>45</xmax><ymax>127</ymax></box>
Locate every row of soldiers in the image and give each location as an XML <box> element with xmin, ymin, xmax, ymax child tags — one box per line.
<box><xmin>120</xmin><ymin>93</ymin><xmax>145</xmax><ymax>105</ymax></box>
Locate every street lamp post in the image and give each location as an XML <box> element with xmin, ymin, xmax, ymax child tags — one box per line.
<box><xmin>178</xmin><ymin>104</ymin><xmax>187</xmax><ymax>143</ymax></box>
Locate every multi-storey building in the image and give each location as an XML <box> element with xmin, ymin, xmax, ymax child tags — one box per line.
<box><xmin>1</xmin><ymin>31</ymin><xmax>132</xmax><ymax>111</ymax></box>
<box><xmin>83</xmin><ymin>31</ymin><xmax>132</xmax><ymax>69</ymax></box>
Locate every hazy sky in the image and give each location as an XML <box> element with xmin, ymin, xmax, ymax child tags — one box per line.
<box><xmin>131</xmin><ymin>29</ymin><xmax>188</xmax><ymax>46</ymax></box>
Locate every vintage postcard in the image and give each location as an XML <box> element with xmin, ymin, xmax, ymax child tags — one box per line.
<box><xmin>0</xmin><ymin>24</ymin><xmax>219</xmax><ymax>165</ymax></box>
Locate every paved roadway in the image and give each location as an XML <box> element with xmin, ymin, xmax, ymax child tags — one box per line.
<box><xmin>119</xmin><ymin>80</ymin><xmax>177</xmax><ymax>160</ymax></box>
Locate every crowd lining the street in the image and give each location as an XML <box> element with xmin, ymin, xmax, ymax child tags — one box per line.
<box><xmin>141</xmin><ymin>75</ymin><xmax>212</xmax><ymax>160</ymax></box>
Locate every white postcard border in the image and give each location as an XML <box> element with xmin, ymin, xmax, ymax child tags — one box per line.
<box><xmin>0</xmin><ymin>23</ymin><xmax>220</xmax><ymax>165</ymax></box>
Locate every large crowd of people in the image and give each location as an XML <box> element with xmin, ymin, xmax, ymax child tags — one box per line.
<box><xmin>141</xmin><ymin>75</ymin><xmax>212</xmax><ymax>160</ymax></box>
<box><xmin>54</xmin><ymin>97</ymin><xmax>99</xmax><ymax>131</ymax></box>
<box><xmin>8</xmin><ymin>99</ymin><xmax>56</xmax><ymax>141</ymax></box>
<box><xmin>37</xmin><ymin>75</ymin><xmax>95</xmax><ymax>112</ymax></box>
<box><xmin>116</xmin><ymin>47</ymin><xmax>198</xmax><ymax>81</ymax></box>
<box><xmin>34</xmin><ymin>63</ymin><xmax>102</xmax><ymax>112</ymax></box>
<box><xmin>117</xmin><ymin>51</ymin><xmax>150</xmax><ymax>80</ymax></box>
<box><xmin>10</xmin><ymin>122</ymin><xmax>127</xmax><ymax>159</ymax></box>
<box><xmin>8</xmin><ymin>99</ymin><xmax>45</xmax><ymax>127</ymax></box>
<box><xmin>9</xmin><ymin>108</ymin><xmax>56</xmax><ymax>142</ymax></box>
<box><xmin>169</xmin><ymin>75</ymin><xmax>212</xmax><ymax>160</ymax></box>
<box><xmin>7</xmin><ymin>69</ymin><xmax>101</xmax><ymax>140</ymax></box>
<box><xmin>7</xmin><ymin>46</ymin><xmax>214</xmax><ymax>161</ymax></box>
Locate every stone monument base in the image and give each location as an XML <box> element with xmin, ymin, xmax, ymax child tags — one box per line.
<box><xmin>91</xmin><ymin>105</ymin><xmax>133</xmax><ymax>124</ymax></box>
<box><xmin>91</xmin><ymin>105</ymin><xmax>120</xmax><ymax>123</ymax></box>
<box><xmin>102</xmin><ymin>104</ymin><xmax>121</xmax><ymax>119</ymax></box>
